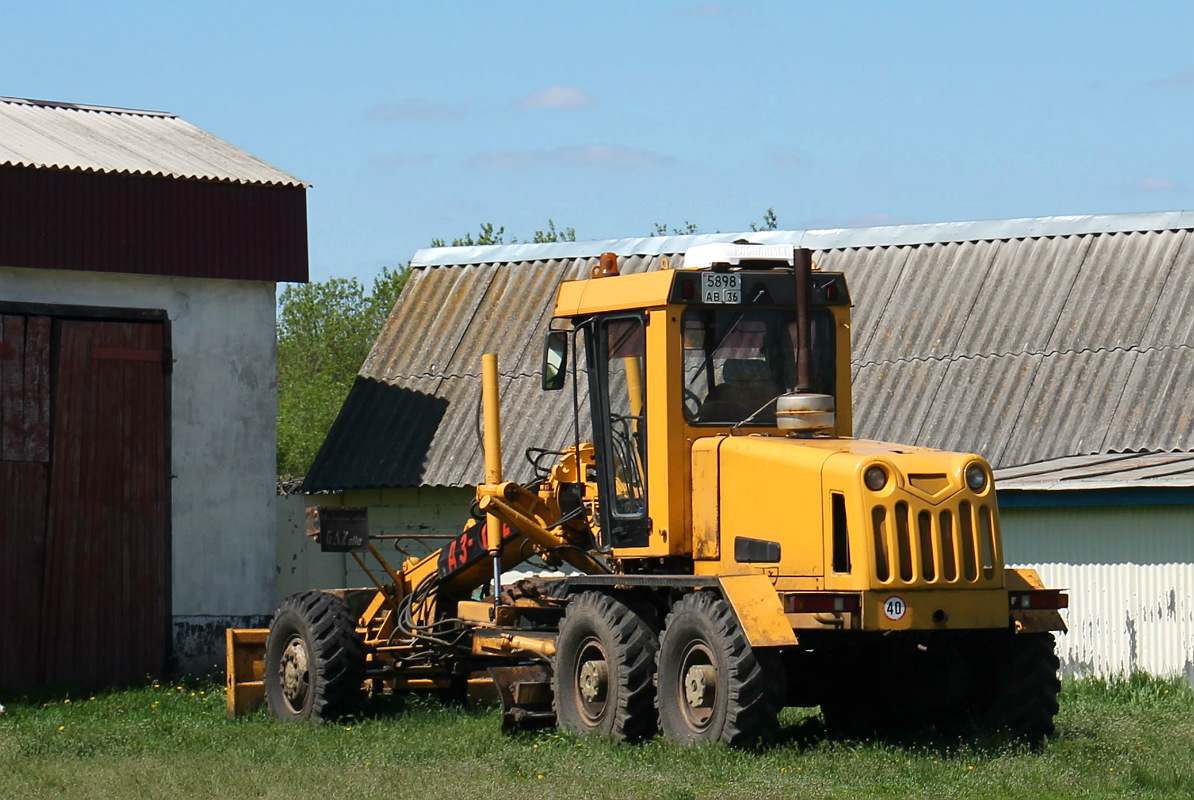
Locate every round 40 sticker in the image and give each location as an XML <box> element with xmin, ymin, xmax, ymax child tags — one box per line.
<box><xmin>882</xmin><ymin>596</ymin><xmax>907</xmax><ymax>621</ymax></box>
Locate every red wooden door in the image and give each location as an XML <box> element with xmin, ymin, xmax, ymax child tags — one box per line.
<box><xmin>0</xmin><ymin>314</ymin><xmax>51</xmax><ymax>691</ymax></box>
<box><xmin>0</xmin><ymin>314</ymin><xmax>168</xmax><ymax>691</ymax></box>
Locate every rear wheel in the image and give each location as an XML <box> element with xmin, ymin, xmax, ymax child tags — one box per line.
<box><xmin>265</xmin><ymin>591</ymin><xmax>366</xmax><ymax>721</ymax></box>
<box><xmin>552</xmin><ymin>591</ymin><xmax>659</xmax><ymax>741</ymax></box>
<box><xmin>656</xmin><ymin>592</ymin><xmax>784</xmax><ymax>747</ymax></box>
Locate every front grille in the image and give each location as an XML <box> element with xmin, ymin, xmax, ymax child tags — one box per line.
<box><xmin>870</xmin><ymin>498</ymin><xmax>1000</xmax><ymax>586</ymax></box>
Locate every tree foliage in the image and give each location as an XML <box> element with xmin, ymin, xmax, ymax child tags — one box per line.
<box><xmin>750</xmin><ymin>207</ymin><xmax>779</xmax><ymax>231</ymax></box>
<box><xmin>532</xmin><ymin>220</ymin><xmax>576</xmax><ymax>243</ymax></box>
<box><xmin>430</xmin><ymin>222</ymin><xmax>506</xmax><ymax>248</ymax></box>
<box><xmin>650</xmin><ymin>220</ymin><xmax>700</xmax><ymax>236</ymax></box>
<box><xmin>276</xmin><ymin>265</ymin><xmax>408</xmax><ymax>477</ymax></box>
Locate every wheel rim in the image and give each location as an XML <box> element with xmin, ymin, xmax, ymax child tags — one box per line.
<box><xmin>677</xmin><ymin>641</ymin><xmax>717</xmax><ymax>732</ymax></box>
<box><xmin>573</xmin><ymin>637</ymin><xmax>610</xmax><ymax>726</ymax></box>
<box><xmin>279</xmin><ymin>634</ymin><xmax>311</xmax><ymax>714</ymax></box>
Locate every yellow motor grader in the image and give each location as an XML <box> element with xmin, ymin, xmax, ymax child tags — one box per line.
<box><xmin>227</xmin><ymin>244</ymin><xmax>1066</xmax><ymax>746</ymax></box>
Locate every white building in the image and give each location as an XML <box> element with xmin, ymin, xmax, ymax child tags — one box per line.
<box><xmin>0</xmin><ymin>96</ymin><xmax>308</xmax><ymax>688</ymax></box>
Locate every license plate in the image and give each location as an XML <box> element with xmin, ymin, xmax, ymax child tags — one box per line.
<box><xmin>701</xmin><ymin>272</ymin><xmax>741</xmax><ymax>304</ymax></box>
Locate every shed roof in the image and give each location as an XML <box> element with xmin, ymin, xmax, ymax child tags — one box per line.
<box><xmin>0</xmin><ymin>96</ymin><xmax>308</xmax><ymax>283</ymax></box>
<box><xmin>0</xmin><ymin>96</ymin><xmax>306</xmax><ymax>187</ymax></box>
<box><xmin>994</xmin><ymin>452</ymin><xmax>1194</xmax><ymax>491</ymax></box>
<box><xmin>303</xmin><ymin>211</ymin><xmax>1194</xmax><ymax>492</ymax></box>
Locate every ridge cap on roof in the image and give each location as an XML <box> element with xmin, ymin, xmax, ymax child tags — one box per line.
<box><xmin>0</xmin><ymin>95</ymin><xmax>176</xmax><ymax>118</ymax></box>
<box><xmin>411</xmin><ymin>209</ymin><xmax>1194</xmax><ymax>268</ymax></box>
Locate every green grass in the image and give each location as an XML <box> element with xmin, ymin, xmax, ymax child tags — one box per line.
<box><xmin>2</xmin><ymin>675</ymin><xmax>1193</xmax><ymax>799</ymax></box>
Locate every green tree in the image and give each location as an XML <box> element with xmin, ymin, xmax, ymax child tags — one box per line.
<box><xmin>650</xmin><ymin>220</ymin><xmax>700</xmax><ymax>236</ymax></box>
<box><xmin>750</xmin><ymin>207</ymin><xmax>779</xmax><ymax>231</ymax></box>
<box><xmin>532</xmin><ymin>219</ymin><xmax>576</xmax><ymax>243</ymax></box>
<box><xmin>430</xmin><ymin>222</ymin><xmax>506</xmax><ymax>248</ymax></box>
<box><xmin>276</xmin><ymin>265</ymin><xmax>409</xmax><ymax>477</ymax></box>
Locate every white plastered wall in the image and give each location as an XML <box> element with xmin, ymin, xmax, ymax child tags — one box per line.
<box><xmin>1</xmin><ymin>265</ymin><xmax>278</xmax><ymax>671</ymax></box>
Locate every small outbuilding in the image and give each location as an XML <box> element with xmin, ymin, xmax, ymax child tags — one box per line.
<box><xmin>0</xmin><ymin>96</ymin><xmax>308</xmax><ymax>689</ymax></box>
<box><xmin>299</xmin><ymin>211</ymin><xmax>1194</xmax><ymax>681</ymax></box>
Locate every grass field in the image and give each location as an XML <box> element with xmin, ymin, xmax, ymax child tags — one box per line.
<box><xmin>2</xmin><ymin>675</ymin><xmax>1192</xmax><ymax>799</ymax></box>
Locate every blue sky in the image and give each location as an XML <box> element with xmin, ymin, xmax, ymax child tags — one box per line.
<box><xmin>4</xmin><ymin>1</ymin><xmax>1192</xmax><ymax>283</ymax></box>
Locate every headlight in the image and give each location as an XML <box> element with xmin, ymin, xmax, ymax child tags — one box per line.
<box><xmin>965</xmin><ymin>464</ymin><xmax>988</xmax><ymax>492</ymax></box>
<box><xmin>863</xmin><ymin>465</ymin><xmax>888</xmax><ymax>492</ymax></box>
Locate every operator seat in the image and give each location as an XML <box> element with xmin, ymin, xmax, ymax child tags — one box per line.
<box><xmin>695</xmin><ymin>359</ymin><xmax>782</xmax><ymax>423</ymax></box>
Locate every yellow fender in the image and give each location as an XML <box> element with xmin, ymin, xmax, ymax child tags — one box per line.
<box><xmin>716</xmin><ymin>574</ymin><xmax>798</xmax><ymax>648</ymax></box>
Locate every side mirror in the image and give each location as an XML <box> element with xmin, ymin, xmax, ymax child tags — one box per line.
<box><xmin>542</xmin><ymin>331</ymin><xmax>568</xmax><ymax>391</ymax></box>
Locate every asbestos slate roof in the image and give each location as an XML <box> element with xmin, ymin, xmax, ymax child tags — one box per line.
<box><xmin>995</xmin><ymin>452</ymin><xmax>1194</xmax><ymax>490</ymax></box>
<box><xmin>0</xmin><ymin>96</ymin><xmax>306</xmax><ymax>187</ymax></box>
<box><xmin>303</xmin><ymin>211</ymin><xmax>1194</xmax><ymax>491</ymax></box>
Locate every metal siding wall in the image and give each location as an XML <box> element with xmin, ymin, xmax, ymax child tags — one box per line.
<box><xmin>1002</xmin><ymin>504</ymin><xmax>1194</xmax><ymax>681</ymax></box>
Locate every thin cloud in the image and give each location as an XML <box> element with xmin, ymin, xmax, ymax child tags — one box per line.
<box><xmin>1147</xmin><ymin>66</ymin><xmax>1194</xmax><ymax>88</ymax></box>
<box><xmin>368</xmin><ymin>152</ymin><xmax>434</xmax><ymax>170</ymax></box>
<box><xmin>367</xmin><ymin>99</ymin><xmax>463</xmax><ymax>124</ymax></box>
<box><xmin>467</xmin><ymin>145</ymin><xmax>678</xmax><ymax>170</ymax></box>
<box><xmin>766</xmin><ymin>148</ymin><xmax>806</xmax><ymax>170</ymax></box>
<box><xmin>1129</xmin><ymin>176</ymin><xmax>1187</xmax><ymax>193</ymax></box>
<box><xmin>688</xmin><ymin>3</ymin><xmax>723</xmax><ymax>17</ymax></box>
<box><xmin>515</xmin><ymin>85</ymin><xmax>596</xmax><ymax>110</ymax></box>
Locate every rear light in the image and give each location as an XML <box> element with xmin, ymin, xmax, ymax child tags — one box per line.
<box><xmin>680</xmin><ymin>277</ymin><xmax>695</xmax><ymax>300</ymax></box>
<box><xmin>1009</xmin><ymin>590</ymin><xmax>1068</xmax><ymax>610</ymax></box>
<box><xmin>785</xmin><ymin>594</ymin><xmax>861</xmax><ymax>614</ymax></box>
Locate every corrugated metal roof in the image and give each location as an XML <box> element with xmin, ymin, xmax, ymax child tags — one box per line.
<box><xmin>305</xmin><ymin>211</ymin><xmax>1194</xmax><ymax>491</ymax></box>
<box><xmin>0</xmin><ymin>96</ymin><xmax>305</xmax><ymax>187</ymax></box>
<box><xmin>996</xmin><ymin>452</ymin><xmax>1194</xmax><ymax>490</ymax></box>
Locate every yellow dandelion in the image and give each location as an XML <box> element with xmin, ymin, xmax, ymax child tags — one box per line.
<box><xmin>536</xmin><ymin>774</ymin><xmax>544</xmax><ymax>780</ymax></box>
<box><xmin>968</xmin><ymin>766</ymin><xmax>975</xmax><ymax>771</ymax></box>
<box><xmin>532</xmin><ymin>743</ymin><xmax>538</xmax><ymax>749</ymax></box>
<box><xmin>63</xmin><ymin>699</ymin><xmax>71</xmax><ymax>704</ymax></box>
<box><xmin>345</xmin><ymin>726</ymin><xmax>352</xmax><ymax>731</ymax></box>
<box><xmin>58</xmin><ymin>726</ymin><xmax>65</xmax><ymax>731</ymax></box>
<box><xmin>89</xmin><ymin>696</ymin><xmax>95</xmax><ymax>701</ymax></box>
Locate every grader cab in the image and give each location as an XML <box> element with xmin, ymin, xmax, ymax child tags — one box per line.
<box><xmin>228</xmin><ymin>243</ymin><xmax>1066</xmax><ymax>746</ymax></box>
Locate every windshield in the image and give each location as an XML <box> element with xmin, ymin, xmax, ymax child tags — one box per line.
<box><xmin>681</xmin><ymin>308</ymin><xmax>835</xmax><ymax>425</ymax></box>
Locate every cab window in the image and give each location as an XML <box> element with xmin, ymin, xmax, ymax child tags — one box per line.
<box><xmin>682</xmin><ymin>308</ymin><xmax>834</xmax><ymax>425</ymax></box>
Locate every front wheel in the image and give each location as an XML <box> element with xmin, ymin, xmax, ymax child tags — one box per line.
<box><xmin>552</xmin><ymin>591</ymin><xmax>659</xmax><ymax>741</ymax></box>
<box><xmin>976</xmin><ymin>631</ymin><xmax>1060</xmax><ymax>742</ymax></box>
<box><xmin>264</xmin><ymin>591</ymin><xmax>366</xmax><ymax>721</ymax></box>
<box><xmin>656</xmin><ymin>592</ymin><xmax>784</xmax><ymax>747</ymax></box>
